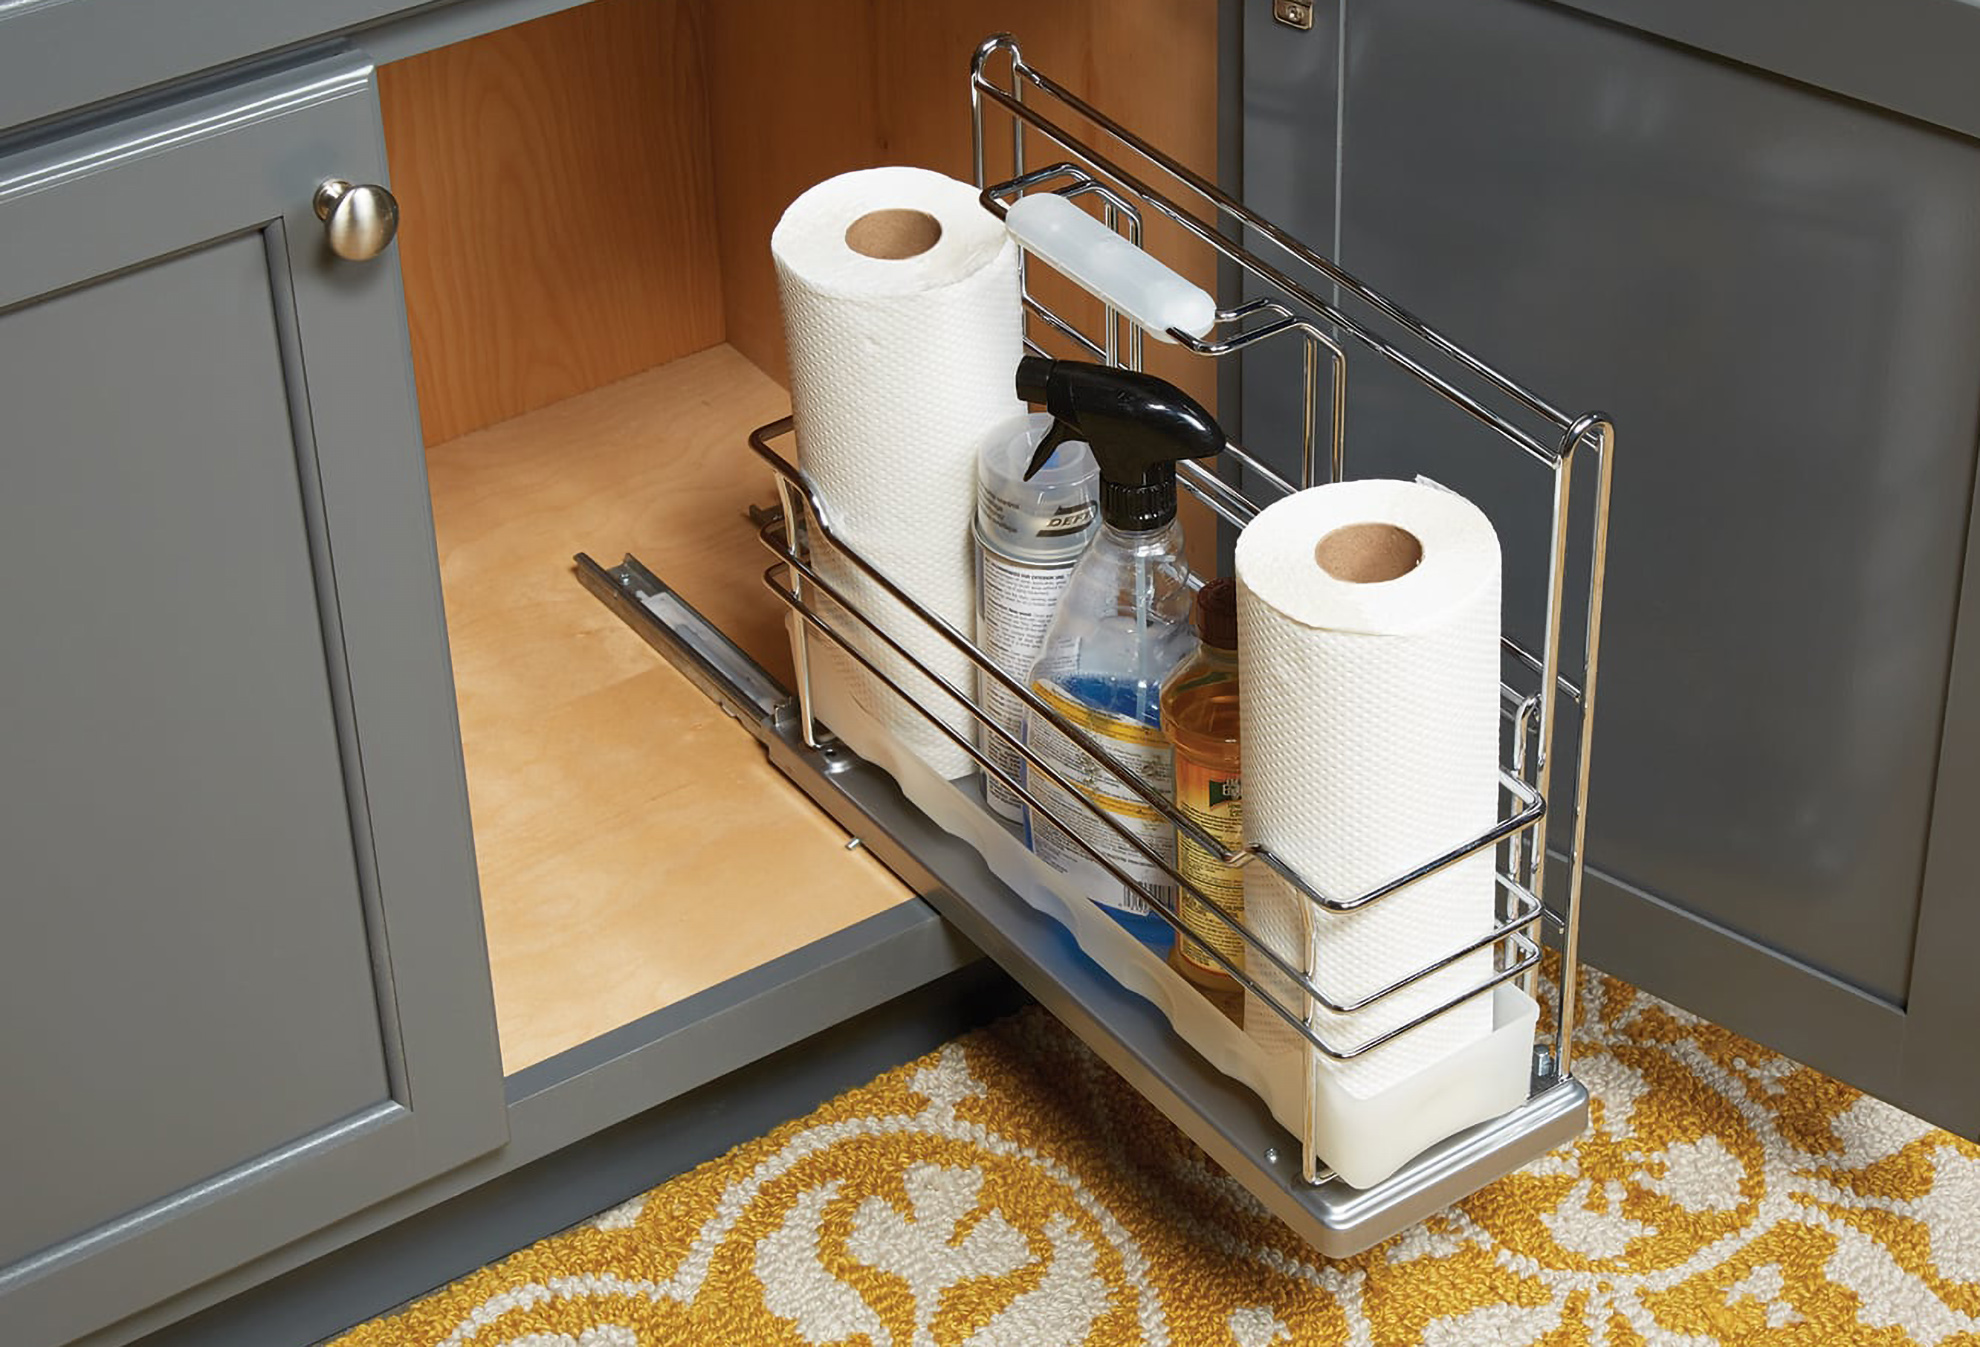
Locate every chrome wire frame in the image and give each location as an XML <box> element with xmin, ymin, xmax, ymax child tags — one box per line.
<box><xmin>755</xmin><ymin>34</ymin><xmax>1616</xmax><ymax>1184</ymax></box>
<box><xmin>968</xmin><ymin>33</ymin><xmax>1615</xmax><ymax>1076</ymax></box>
<box><xmin>753</xmin><ymin>420</ymin><xmax>1545</xmax><ymax>1059</ymax></box>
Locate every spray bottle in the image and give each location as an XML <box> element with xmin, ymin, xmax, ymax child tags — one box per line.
<box><xmin>1016</xmin><ymin>356</ymin><xmax>1226</xmax><ymax>952</ymax></box>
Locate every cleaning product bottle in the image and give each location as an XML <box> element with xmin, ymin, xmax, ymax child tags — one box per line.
<box><xmin>1161</xmin><ymin>576</ymin><xmax>1245</xmax><ymax>1024</ymax></box>
<box><xmin>1016</xmin><ymin>356</ymin><xmax>1225</xmax><ymax>952</ymax></box>
<box><xmin>975</xmin><ymin>413</ymin><xmax>1100</xmax><ymax>824</ymax></box>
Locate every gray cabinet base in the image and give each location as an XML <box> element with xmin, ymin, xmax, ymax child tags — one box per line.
<box><xmin>134</xmin><ymin>961</ymin><xmax>1024</xmax><ymax>1347</ymax></box>
<box><xmin>75</xmin><ymin>899</ymin><xmax>979</xmax><ymax>1347</ymax></box>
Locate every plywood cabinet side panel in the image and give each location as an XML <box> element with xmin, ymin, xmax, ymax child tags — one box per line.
<box><xmin>380</xmin><ymin>0</ymin><xmax>726</xmax><ymax>446</ymax></box>
<box><xmin>703</xmin><ymin>0</ymin><xmax>1219</xmax><ymax>391</ymax></box>
<box><xmin>700</xmin><ymin>0</ymin><xmax>886</xmax><ymax>386</ymax></box>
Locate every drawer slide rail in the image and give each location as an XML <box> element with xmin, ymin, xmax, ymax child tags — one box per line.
<box><xmin>580</xmin><ymin>554</ymin><xmax>1590</xmax><ymax>1257</ymax></box>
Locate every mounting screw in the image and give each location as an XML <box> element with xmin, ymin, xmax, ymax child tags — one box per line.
<box><xmin>1273</xmin><ymin>0</ymin><xmax>1314</xmax><ymax>30</ymax></box>
<box><xmin>1264</xmin><ymin>1147</ymin><xmax>1281</xmax><ymax>1165</ymax></box>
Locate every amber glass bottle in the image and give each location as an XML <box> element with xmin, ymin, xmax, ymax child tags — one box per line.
<box><xmin>1159</xmin><ymin>577</ymin><xmax>1244</xmax><ymax>1024</ymax></box>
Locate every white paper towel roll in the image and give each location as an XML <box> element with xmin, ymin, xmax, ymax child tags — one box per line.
<box><xmin>773</xmin><ymin>167</ymin><xmax>1025</xmax><ymax>779</ymax></box>
<box><xmin>1236</xmin><ymin>479</ymin><xmax>1502</xmax><ymax>1102</ymax></box>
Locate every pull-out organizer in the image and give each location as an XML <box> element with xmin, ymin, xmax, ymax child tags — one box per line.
<box><xmin>583</xmin><ymin>33</ymin><xmax>1614</xmax><ymax>1256</ymax></box>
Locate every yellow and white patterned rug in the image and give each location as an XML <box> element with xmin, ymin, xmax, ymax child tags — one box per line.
<box><xmin>335</xmin><ymin>969</ymin><xmax>1980</xmax><ymax>1345</ymax></box>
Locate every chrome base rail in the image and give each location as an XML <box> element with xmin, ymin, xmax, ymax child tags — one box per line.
<box><xmin>580</xmin><ymin>553</ymin><xmax>1591</xmax><ymax>1257</ymax></box>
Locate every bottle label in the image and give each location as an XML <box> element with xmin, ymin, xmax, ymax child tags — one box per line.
<box><xmin>1025</xmin><ymin>680</ymin><xmax>1176</xmax><ymax>916</ymax></box>
<box><xmin>1174</xmin><ymin>756</ymin><xmax>1244</xmax><ymax>976</ymax></box>
<box><xmin>982</xmin><ymin>489</ymin><xmax>1096</xmax><ymax>545</ymax></box>
<box><xmin>974</xmin><ymin>543</ymin><xmax>1079</xmax><ymax>823</ymax></box>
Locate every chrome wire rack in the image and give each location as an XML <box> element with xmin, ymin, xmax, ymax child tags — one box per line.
<box><xmin>748</xmin><ymin>34</ymin><xmax>1615</xmax><ymax>1186</ymax></box>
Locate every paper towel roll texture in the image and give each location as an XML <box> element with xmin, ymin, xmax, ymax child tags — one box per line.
<box><xmin>773</xmin><ymin>167</ymin><xmax>1025</xmax><ymax>778</ymax></box>
<box><xmin>1235</xmin><ymin>479</ymin><xmax>1502</xmax><ymax>1100</ymax></box>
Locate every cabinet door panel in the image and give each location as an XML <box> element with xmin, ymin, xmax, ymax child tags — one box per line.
<box><xmin>1241</xmin><ymin>0</ymin><xmax>1980</xmax><ymax>1129</ymax></box>
<box><xmin>0</xmin><ymin>52</ymin><xmax>502</xmax><ymax>1347</ymax></box>
<box><xmin>0</xmin><ymin>229</ymin><xmax>395</xmax><ymax>1273</ymax></box>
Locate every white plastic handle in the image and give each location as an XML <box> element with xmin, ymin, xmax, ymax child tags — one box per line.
<box><xmin>1003</xmin><ymin>192</ymin><xmax>1217</xmax><ymax>344</ymax></box>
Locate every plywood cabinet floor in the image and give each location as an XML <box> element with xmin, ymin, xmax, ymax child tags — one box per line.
<box><xmin>426</xmin><ymin>344</ymin><xmax>915</xmax><ymax>1072</ymax></box>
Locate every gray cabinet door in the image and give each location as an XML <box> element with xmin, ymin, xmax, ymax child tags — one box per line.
<box><xmin>0</xmin><ymin>51</ymin><xmax>503</xmax><ymax>1347</ymax></box>
<box><xmin>1240</xmin><ymin>0</ymin><xmax>1980</xmax><ymax>1133</ymax></box>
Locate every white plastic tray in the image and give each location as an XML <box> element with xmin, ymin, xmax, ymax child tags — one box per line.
<box><xmin>801</xmin><ymin>623</ymin><xmax>1538</xmax><ymax>1189</ymax></box>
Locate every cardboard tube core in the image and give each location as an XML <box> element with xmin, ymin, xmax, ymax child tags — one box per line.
<box><xmin>1315</xmin><ymin>522</ymin><xmax>1424</xmax><ymax>583</ymax></box>
<box><xmin>845</xmin><ymin>209</ymin><xmax>943</xmax><ymax>259</ymax></box>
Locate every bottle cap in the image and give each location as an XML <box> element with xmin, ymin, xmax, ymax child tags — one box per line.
<box><xmin>1194</xmin><ymin>576</ymin><xmax>1238</xmax><ymax>649</ymax></box>
<box><xmin>975</xmin><ymin>412</ymin><xmax>1098</xmax><ymax>563</ymax></box>
<box><xmin>1014</xmin><ymin>356</ymin><xmax>1224</xmax><ymax>531</ymax></box>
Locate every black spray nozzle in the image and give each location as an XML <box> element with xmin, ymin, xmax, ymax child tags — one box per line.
<box><xmin>1015</xmin><ymin>356</ymin><xmax>1224</xmax><ymax>531</ymax></box>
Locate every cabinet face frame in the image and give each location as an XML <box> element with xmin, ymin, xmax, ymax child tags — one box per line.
<box><xmin>1239</xmin><ymin>0</ymin><xmax>1980</xmax><ymax>1137</ymax></box>
<box><xmin>0</xmin><ymin>51</ymin><xmax>505</xmax><ymax>1347</ymax></box>
<box><xmin>0</xmin><ymin>0</ymin><xmax>416</xmax><ymax>131</ymax></box>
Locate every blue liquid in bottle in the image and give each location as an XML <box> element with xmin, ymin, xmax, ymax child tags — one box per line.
<box><xmin>1022</xmin><ymin>520</ymin><xmax>1196</xmax><ymax>956</ymax></box>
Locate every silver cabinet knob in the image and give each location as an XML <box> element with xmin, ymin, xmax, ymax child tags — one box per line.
<box><xmin>312</xmin><ymin>179</ymin><xmax>400</xmax><ymax>261</ymax></box>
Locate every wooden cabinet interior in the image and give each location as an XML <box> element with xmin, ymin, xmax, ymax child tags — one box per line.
<box><xmin>376</xmin><ymin>0</ymin><xmax>1217</xmax><ymax>1071</ymax></box>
